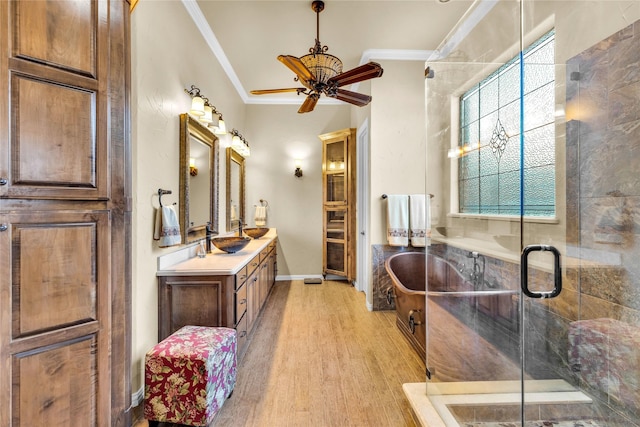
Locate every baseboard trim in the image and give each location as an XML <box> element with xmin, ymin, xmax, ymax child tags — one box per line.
<box><xmin>276</xmin><ymin>274</ymin><xmax>323</xmax><ymax>281</ymax></box>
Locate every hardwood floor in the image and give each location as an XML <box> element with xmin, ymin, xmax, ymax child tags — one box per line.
<box><xmin>134</xmin><ymin>280</ymin><xmax>426</xmax><ymax>426</ymax></box>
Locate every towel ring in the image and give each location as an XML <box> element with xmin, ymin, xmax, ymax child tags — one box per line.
<box><xmin>158</xmin><ymin>188</ymin><xmax>172</xmax><ymax>207</ymax></box>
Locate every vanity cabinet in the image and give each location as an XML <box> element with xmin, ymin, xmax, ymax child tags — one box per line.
<box><xmin>319</xmin><ymin>128</ymin><xmax>356</xmax><ymax>282</ymax></box>
<box><xmin>157</xmin><ymin>236</ymin><xmax>277</xmax><ymax>357</ymax></box>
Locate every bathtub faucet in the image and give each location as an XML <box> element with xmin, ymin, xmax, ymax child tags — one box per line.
<box><xmin>466</xmin><ymin>251</ymin><xmax>485</xmax><ymax>290</ymax></box>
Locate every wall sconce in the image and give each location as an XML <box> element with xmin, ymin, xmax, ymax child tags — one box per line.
<box><xmin>294</xmin><ymin>159</ymin><xmax>303</xmax><ymax>178</ymax></box>
<box><xmin>189</xmin><ymin>158</ymin><xmax>198</xmax><ymax>176</ymax></box>
<box><xmin>230</xmin><ymin>129</ymin><xmax>251</xmax><ymax>157</ymax></box>
<box><xmin>185</xmin><ymin>85</ymin><xmax>226</xmax><ymax>135</ymax></box>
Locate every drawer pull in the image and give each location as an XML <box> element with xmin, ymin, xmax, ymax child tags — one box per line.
<box><xmin>0</xmin><ymin>178</ymin><xmax>7</xmax><ymax>186</ymax></box>
<box><xmin>239</xmin><ymin>331</ymin><xmax>247</xmax><ymax>338</ymax></box>
<box><xmin>0</xmin><ymin>224</ymin><xmax>7</xmax><ymax>232</ymax></box>
<box><xmin>240</xmin><ymin>298</ymin><xmax>247</xmax><ymax>305</ymax></box>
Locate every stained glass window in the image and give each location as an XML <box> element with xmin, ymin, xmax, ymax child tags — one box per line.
<box><xmin>459</xmin><ymin>30</ymin><xmax>555</xmax><ymax>217</ymax></box>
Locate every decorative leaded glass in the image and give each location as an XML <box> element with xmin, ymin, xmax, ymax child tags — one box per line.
<box><xmin>459</xmin><ymin>30</ymin><xmax>555</xmax><ymax>217</ymax></box>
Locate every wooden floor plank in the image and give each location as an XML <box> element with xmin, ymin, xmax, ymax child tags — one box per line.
<box><xmin>134</xmin><ymin>280</ymin><xmax>425</xmax><ymax>426</ymax></box>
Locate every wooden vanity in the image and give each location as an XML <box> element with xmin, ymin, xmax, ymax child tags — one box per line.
<box><xmin>156</xmin><ymin>229</ymin><xmax>278</xmax><ymax>357</ymax></box>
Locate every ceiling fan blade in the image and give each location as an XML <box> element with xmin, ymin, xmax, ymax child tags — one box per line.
<box><xmin>298</xmin><ymin>94</ymin><xmax>319</xmax><ymax>114</ymax></box>
<box><xmin>328</xmin><ymin>62</ymin><xmax>384</xmax><ymax>87</ymax></box>
<box><xmin>335</xmin><ymin>89</ymin><xmax>372</xmax><ymax>107</ymax></box>
<box><xmin>278</xmin><ymin>55</ymin><xmax>316</xmax><ymax>86</ymax></box>
<box><xmin>250</xmin><ymin>88</ymin><xmax>307</xmax><ymax>95</ymax></box>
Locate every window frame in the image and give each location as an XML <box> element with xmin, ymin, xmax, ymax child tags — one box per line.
<box><xmin>453</xmin><ymin>29</ymin><xmax>557</xmax><ymax>220</ymax></box>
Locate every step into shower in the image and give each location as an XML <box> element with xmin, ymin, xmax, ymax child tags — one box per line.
<box><xmin>404</xmin><ymin>380</ymin><xmax>594</xmax><ymax>427</ymax></box>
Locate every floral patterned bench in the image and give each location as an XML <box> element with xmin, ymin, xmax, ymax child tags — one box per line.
<box><xmin>144</xmin><ymin>326</ymin><xmax>237</xmax><ymax>426</ymax></box>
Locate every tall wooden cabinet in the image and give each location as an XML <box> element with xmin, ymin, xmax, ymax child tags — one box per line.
<box><xmin>0</xmin><ymin>1</ymin><xmax>131</xmax><ymax>425</ymax></box>
<box><xmin>319</xmin><ymin>128</ymin><xmax>356</xmax><ymax>282</ymax></box>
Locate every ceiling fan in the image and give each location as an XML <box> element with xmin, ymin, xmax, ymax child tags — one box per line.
<box><xmin>250</xmin><ymin>0</ymin><xmax>384</xmax><ymax>114</ymax></box>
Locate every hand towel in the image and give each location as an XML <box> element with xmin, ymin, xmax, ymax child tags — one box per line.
<box><xmin>153</xmin><ymin>206</ymin><xmax>182</xmax><ymax>247</ymax></box>
<box><xmin>386</xmin><ymin>195</ymin><xmax>409</xmax><ymax>247</ymax></box>
<box><xmin>255</xmin><ymin>206</ymin><xmax>267</xmax><ymax>227</ymax></box>
<box><xmin>409</xmin><ymin>194</ymin><xmax>430</xmax><ymax>247</ymax></box>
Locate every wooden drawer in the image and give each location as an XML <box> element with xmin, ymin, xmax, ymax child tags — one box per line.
<box><xmin>235</xmin><ymin>265</ymin><xmax>248</xmax><ymax>289</ymax></box>
<box><xmin>260</xmin><ymin>246</ymin><xmax>271</xmax><ymax>263</ymax></box>
<box><xmin>236</xmin><ymin>313</ymin><xmax>248</xmax><ymax>355</ymax></box>
<box><xmin>246</xmin><ymin>254</ymin><xmax>260</xmax><ymax>276</ymax></box>
<box><xmin>235</xmin><ymin>282</ymin><xmax>247</xmax><ymax>321</ymax></box>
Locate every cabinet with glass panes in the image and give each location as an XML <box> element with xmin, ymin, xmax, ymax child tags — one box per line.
<box><xmin>319</xmin><ymin>128</ymin><xmax>356</xmax><ymax>282</ymax></box>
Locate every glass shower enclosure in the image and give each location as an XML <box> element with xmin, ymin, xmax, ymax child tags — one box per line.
<box><xmin>423</xmin><ymin>1</ymin><xmax>640</xmax><ymax>425</ymax></box>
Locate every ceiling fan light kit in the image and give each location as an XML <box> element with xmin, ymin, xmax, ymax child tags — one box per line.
<box><xmin>250</xmin><ymin>0</ymin><xmax>383</xmax><ymax>113</ymax></box>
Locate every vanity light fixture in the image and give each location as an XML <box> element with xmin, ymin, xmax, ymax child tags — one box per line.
<box><xmin>185</xmin><ymin>86</ymin><xmax>228</xmax><ymax>135</ymax></box>
<box><xmin>184</xmin><ymin>85</ymin><xmax>205</xmax><ymax>117</ymax></box>
<box><xmin>294</xmin><ymin>159</ymin><xmax>303</xmax><ymax>178</ymax></box>
<box><xmin>214</xmin><ymin>113</ymin><xmax>227</xmax><ymax>135</ymax></box>
<box><xmin>189</xmin><ymin>158</ymin><xmax>198</xmax><ymax>176</ymax></box>
<box><xmin>230</xmin><ymin>129</ymin><xmax>251</xmax><ymax>157</ymax></box>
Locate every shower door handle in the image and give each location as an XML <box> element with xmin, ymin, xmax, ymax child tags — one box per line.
<box><xmin>521</xmin><ymin>244</ymin><xmax>562</xmax><ymax>299</ymax></box>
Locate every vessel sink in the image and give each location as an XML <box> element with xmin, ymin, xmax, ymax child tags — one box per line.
<box><xmin>211</xmin><ymin>236</ymin><xmax>251</xmax><ymax>253</ymax></box>
<box><xmin>243</xmin><ymin>227</ymin><xmax>269</xmax><ymax>239</ymax></box>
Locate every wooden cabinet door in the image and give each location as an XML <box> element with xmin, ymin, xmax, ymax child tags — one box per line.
<box><xmin>157</xmin><ymin>275</ymin><xmax>234</xmax><ymax>341</ymax></box>
<box><xmin>0</xmin><ymin>0</ymin><xmax>130</xmax><ymax>425</ymax></box>
<box><xmin>246</xmin><ymin>269</ymin><xmax>259</xmax><ymax>331</ymax></box>
<box><xmin>0</xmin><ymin>210</ymin><xmax>111</xmax><ymax>426</ymax></box>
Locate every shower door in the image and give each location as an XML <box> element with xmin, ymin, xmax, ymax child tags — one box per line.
<box><xmin>424</xmin><ymin>0</ymin><xmax>640</xmax><ymax>426</ymax></box>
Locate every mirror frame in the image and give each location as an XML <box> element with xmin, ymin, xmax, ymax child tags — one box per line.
<box><xmin>226</xmin><ymin>147</ymin><xmax>245</xmax><ymax>232</ymax></box>
<box><xmin>179</xmin><ymin>113</ymin><xmax>219</xmax><ymax>244</ymax></box>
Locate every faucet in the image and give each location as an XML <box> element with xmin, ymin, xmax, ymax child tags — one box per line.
<box><xmin>205</xmin><ymin>222</ymin><xmax>213</xmax><ymax>253</ymax></box>
<box><xmin>238</xmin><ymin>219</ymin><xmax>243</xmax><ymax>237</ymax></box>
<box><xmin>466</xmin><ymin>251</ymin><xmax>485</xmax><ymax>290</ymax></box>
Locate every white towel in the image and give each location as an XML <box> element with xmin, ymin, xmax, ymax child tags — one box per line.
<box><xmin>409</xmin><ymin>194</ymin><xmax>431</xmax><ymax>247</ymax></box>
<box><xmin>255</xmin><ymin>206</ymin><xmax>267</xmax><ymax>227</ymax></box>
<box><xmin>153</xmin><ymin>206</ymin><xmax>182</xmax><ymax>248</ymax></box>
<box><xmin>386</xmin><ymin>195</ymin><xmax>409</xmax><ymax>247</ymax></box>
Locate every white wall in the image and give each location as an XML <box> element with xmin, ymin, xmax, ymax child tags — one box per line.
<box><xmin>369</xmin><ymin>60</ymin><xmax>427</xmax><ymax>246</ymax></box>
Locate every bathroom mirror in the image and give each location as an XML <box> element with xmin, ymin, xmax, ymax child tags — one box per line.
<box><xmin>179</xmin><ymin>113</ymin><xmax>219</xmax><ymax>244</ymax></box>
<box><xmin>226</xmin><ymin>147</ymin><xmax>245</xmax><ymax>232</ymax></box>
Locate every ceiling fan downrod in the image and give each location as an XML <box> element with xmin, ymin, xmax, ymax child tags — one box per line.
<box><xmin>310</xmin><ymin>0</ymin><xmax>328</xmax><ymax>55</ymax></box>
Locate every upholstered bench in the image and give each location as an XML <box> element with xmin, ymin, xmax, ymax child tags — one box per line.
<box><xmin>144</xmin><ymin>325</ymin><xmax>237</xmax><ymax>426</ymax></box>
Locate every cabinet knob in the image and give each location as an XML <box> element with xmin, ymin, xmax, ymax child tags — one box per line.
<box><xmin>0</xmin><ymin>224</ymin><xmax>7</xmax><ymax>232</ymax></box>
<box><xmin>0</xmin><ymin>178</ymin><xmax>7</xmax><ymax>186</ymax></box>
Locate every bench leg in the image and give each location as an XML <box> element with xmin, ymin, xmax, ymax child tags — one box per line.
<box><xmin>148</xmin><ymin>421</ymin><xmax>160</xmax><ymax>427</ymax></box>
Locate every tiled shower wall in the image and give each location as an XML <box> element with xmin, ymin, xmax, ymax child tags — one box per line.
<box><xmin>564</xmin><ymin>18</ymin><xmax>640</xmax><ymax>423</ymax></box>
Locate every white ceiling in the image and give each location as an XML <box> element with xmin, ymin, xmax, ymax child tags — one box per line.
<box><xmin>187</xmin><ymin>0</ymin><xmax>475</xmax><ymax>105</ymax></box>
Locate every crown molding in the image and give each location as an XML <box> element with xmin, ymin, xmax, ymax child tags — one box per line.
<box><xmin>181</xmin><ymin>0</ymin><xmax>250</xmax><ymax>103</ymax></box>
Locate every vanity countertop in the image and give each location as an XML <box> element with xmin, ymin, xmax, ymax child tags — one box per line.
<box><xmin>157</xmin><ymin>228</ymin><xmax>278</xmax><ymax>276</ymax></box>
